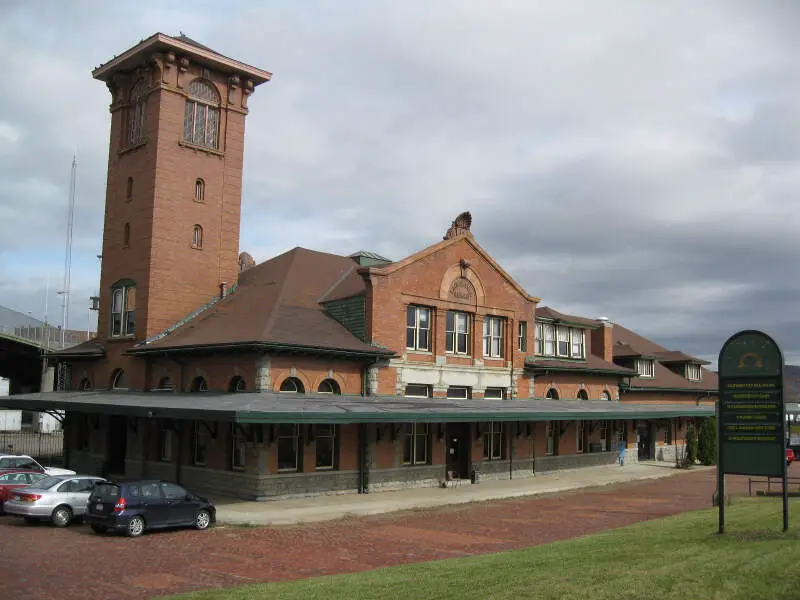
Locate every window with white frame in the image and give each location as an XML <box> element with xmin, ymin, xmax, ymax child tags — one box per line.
<box><xmin>110</xmin><ymin>282</ymin><xmax>136</xmax><ymax>337</ymax></box>
<box><xmin>277</xmin><ymin>424</ymin><xmax>299</xmax><ymax>471</ymax></box>
<box><xmin>570</xmin><ymin>328</ymin><xmax>584</xmax><ymax>358</ymax></box>
<box><xmin>160</xmin><ymin>428</ymin><xmax>173</xmax><ymax>461</ymax></box>
<box><xmin>686</xmin><ymin>364</ymin><xmax>702</xmax><ymax>381</ymax></box>
<box><xmin>483</xmin><ymin>316</ymin><xmax>504</xmax><ymax>358</ymax></box>
<box><xmin>483</xmin><ymin>422</ymin><xmax>505</xmax><ymax>460</ymax></box>
<box><xmin>518</xmin><ymin>321</ymin><xmax>528</xmax><ymax>353</ymax></box>
<box><xmin>127</xmin><ymin>80</ymin><xmax>147</xmax><ymax>147</ymax></box>
<box><xmin>193</xmin><ymin>421</ymin><xmax>209</xmax><ymax>466</ymax></box>
<box><xmin>402</xmin><ymin>423</ymin><xmax>429</xmax><ymax>465</ymax></box>
<box><xmin>484</xmin><ymin>387</ymin><xmax>506</xmax><ymax>400</ymax></box>
<box><xmin>546</xmin><ymin>422</ymin><xmax>556</xmax><ymax>455</ymax></box>
<box><xmin>192</xmin><ymin>224</ymin><xmax>203</xmax><ymax>249</ymax></box>
<box><xmin>232</xmin><ymin>424</ymin><xmax>247</xmax><ymax>469</ymax></box>
<box><xmin>406</xmin><ymin>306</ymin><xmax>431</xmax><ymax>352</ymax></box>
<box><xmin>183</xmin><ymin>79</ymin><xmax>220</xmax><ymax>150</ymax></box>
<box><xmin>543</xmin><ymin>324</ymin><xmax>555</xmax><ymax>355</ymax></box>
<box><xmin>535</xmin><ymin>322</ymin><xmax>544</xmax><ymax>355</ymax></box>
<box><xmin>405</xmin><ymin>384</ymin><xmax>431</xmax><ymax>398</ymax></box>
<box><xmin>636</xmin><ymin>358</ymin><xmax>655</xmax><ymax>378</ymax></box>
<box><xmin>557</xmin><ymin>327</ymin><xmax>570</xmax><ymax>357</ymax></box>
<box><xmin>195</xmin><ymin>178</ymin><xmax>205</xmax><ymax>202</ymax></box>
<box><xmin>315</xmin><ymin>424</ymin><xmax>336</xmax><ymax>470</ymax></box>
<box><xmin>446</xmin><ymin>386</ymin><xmax>470</xmax><ymax>400</ymax></box>
<box><xmin>577</xmin><ymin>420</ymin><xmax>586</xmax><ymax>453</ymax></box>
<box><xmin>446</xmin><ymin>311</ymin><xmax>471</xmax><ymax>355</ymax></box>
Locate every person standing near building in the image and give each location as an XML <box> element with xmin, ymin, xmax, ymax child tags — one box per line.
<box><xmin>618</xmin><ymin>438</ymin><xmax>626</xmax><ymax>466</ymax></box>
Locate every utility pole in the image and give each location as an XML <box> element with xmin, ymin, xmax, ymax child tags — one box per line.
<box><xmin>61</xmin><ymin>155</ymin><xmax>77</xmax><ymax>349</ymax></box>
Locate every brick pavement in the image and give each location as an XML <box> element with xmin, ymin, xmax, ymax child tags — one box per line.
<box><xmin>0</xmin><ymin>469</ymin><xmax>755</xmax><ymax>600</ymax></box>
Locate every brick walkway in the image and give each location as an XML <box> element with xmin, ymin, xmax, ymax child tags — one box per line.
<box><xmin>0</xmin><ymin>469</ymin><xmax>753</xmax><ymax>599</ymax></box>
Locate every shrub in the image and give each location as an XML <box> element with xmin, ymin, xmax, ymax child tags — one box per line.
<box><xmin>698</xmin><ymin>416</ymin><xmax>718</xmax><ymax>465</ymax></box>
<box><xmin>686</xmin><ymin>422</ymin><xmax>699</xmax><ymax>465</ymax></box>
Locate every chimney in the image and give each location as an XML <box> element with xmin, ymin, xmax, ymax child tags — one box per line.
<box><xmin>591</xmin><ymin>317</ymin><xmax>614</xmax><ymax>363</ymax></box>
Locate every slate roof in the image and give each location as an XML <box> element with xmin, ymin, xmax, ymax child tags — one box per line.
<box><xmin>535</xmin><ymin>306</ymin><xmax>601</xmax><ymax>328</ymax></box>
<box><xmin>131</xmin><ymin>247</ymin><xmax>392</xmax><ymax>358</ymax></box>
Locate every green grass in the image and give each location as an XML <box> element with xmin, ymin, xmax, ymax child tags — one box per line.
<box><xmin>169</xmin><ymin>498</ymin><xmax>800</xmax><ymax>600</ymax></box>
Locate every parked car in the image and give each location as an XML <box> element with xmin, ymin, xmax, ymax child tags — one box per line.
<box><xmin>4</xmin><ymin>475</ymin><xmax>105</xmax><ymax>526</ymax></box>
<box><xmin>787</xmin><ymin>448</ymin><xmax>795</xmax><ymax>467</ymax></box>
<box><xmin>85</xmin><ymin>480</ymin><xmax>216</xmax><ymax>537</ymax></box>
<box><xmin>0</xmin><ymin>470</ymin><xmax>49</xmax><ymax>514</ymax></box>
<box><xmin>0</xmin><ymin>454</ymin><xmax>75</xmax><ymax>476</ymax></box>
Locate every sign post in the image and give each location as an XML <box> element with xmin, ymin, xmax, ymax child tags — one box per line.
<box><xmin>717</xmin><ymin>330</ymin><xmax>788</xmax><ymax>534</ymax></box>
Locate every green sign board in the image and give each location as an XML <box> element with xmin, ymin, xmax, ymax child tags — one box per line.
<box><xmin>718</xmin><ymin>331</ymin><xmax>785</xmax><ymax>477</ymax></box>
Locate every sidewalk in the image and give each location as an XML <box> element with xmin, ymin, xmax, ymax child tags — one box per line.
<box><xmin>212</xmin><ymin>462</ymin><xmax>709</xmax><ymax>526</ymax></box>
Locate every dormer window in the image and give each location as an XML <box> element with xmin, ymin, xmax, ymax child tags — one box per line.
<box><xmin>636</xmin><ymin>358</ymin><xmax>655</xmax><ymax>378</ymax></box>
<box><xmin>535</xmin><ymin>323</ymin><xmax>584</xmax><ymax>359</ymax></box>
<box><xmin>686</xmin><ymin>363</ymin><xmax>702</xmax><ymax>381</ymax></box>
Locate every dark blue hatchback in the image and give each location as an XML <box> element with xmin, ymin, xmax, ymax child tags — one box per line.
<box><xmin>85</xmin><ymin>480</ymin><xmax>216</xmax><ymax>537</ymax></box>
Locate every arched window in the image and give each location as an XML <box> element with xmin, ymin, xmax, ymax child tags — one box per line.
<box><xmin>126</xmin><ymin>177</ymin><xmax>133</xmax><ymax>202</ymax></box>
<box><xmin>183</xmin><ymin>79</ymin><xmax>220</xmax><ymax>149</ymax></box>
<box><xmin>156</xmin><ymin>376</ymin><xmax>173</xmax><ymax>391</ymax></box>
<box><xmin>577</xmin><ymin>389</ymin><xmax>588</xmax><ymax>401</ymax></box>
<box><xmin>192</xmin><ymin>224</ymin><xmax>203</xmax><ymax>249</ymax></box>
<box><xmin>545</xmin><ymin>388</ymin><xmax>559</xmax><ymax>400</ymax></box>
<box><xmin>128</xmin><ymin>80</ymin><xmax>147</xmax><ymax>146</ymax></box>
<box><xmin>229</xmin><ymin>376</ymin><xmax>246</xmax><ymax>393</ymax></box>
<box><xmin>279</xmin><ymin>377</ymin><xmax>304</xmax><ymax>393</ymax></box>
<box><xmin>123</xmin><ymin>223</ymin><xmax>131</xmax><ymax>247</ymax></box>
<box><xmin>110</xmin><ymin>280</ymin><xmax>136</xmax><ymax>337</ymax></box>
<box><xmin>78</xmin><ymin>378</ymin><xmax>92</xmax><ymax>391</ymax></box>
<box><xmin>191</xmin><ymin>376</ymin><xmax>208</xmax><ymax>392</ymax></box>
<box><xmin>195</xmin><ymin>178</ymin><xmax>205</xmax><ymax>202</ymax></box>
<box><xmin>317</xmin><ymin>379</ymin><xmax>341</xmax><ymax>394</ymax></box>
<box><xmin>111</xmin><ymin>369</ymin><xmax>128</xmax><ymax>391</ymax></box>
<box><xmin>601</xmin><ymin>391</ymin><xmax>611</xmax><ymax>402</ymax></box>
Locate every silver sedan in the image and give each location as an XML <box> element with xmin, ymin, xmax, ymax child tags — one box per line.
<box><xmin>4</xmin><ymin>475</ymin><xmax>105</xmax><ymax>527</ymax></box>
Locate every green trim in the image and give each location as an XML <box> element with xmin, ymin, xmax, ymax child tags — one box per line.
<box><xmin>127</xmin><ymin>340</ymin><xmax>395</xmax><ymax>359</ymax></box>
<box><xmin>624</xmin><ymin>386</ymin><xmax>717</xmax><ymax>394</ymax></box>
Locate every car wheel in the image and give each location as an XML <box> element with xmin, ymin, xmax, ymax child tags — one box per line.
<box><xmin>194</xmin><ymin>509</ymin><xmax>212</xmax><ymax>531</ymax></box>
<box><xmin>126</xmin><ymin>515</ymin><xmax>145</xmax><ymax>538</ymax></box>
<box><xmin>91</xmin><ymin>524</ymin><xmax>108</xmax><ymax>534</ymax></box>
<box><xmin>51</xmin><ymin>505</ymin><xmax>73</xmax><ymax>527</ymax></box>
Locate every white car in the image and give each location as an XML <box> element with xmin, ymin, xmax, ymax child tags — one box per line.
<box><xmin>0</xmin><ymin>454</ymin><xmax>76</xmax><ymax>476</ymax></box>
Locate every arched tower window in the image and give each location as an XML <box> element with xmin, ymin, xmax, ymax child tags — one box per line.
<box><xmin>110</xmin><ymin>280</ymin><xmax>136</xmax><ymax>337</ymax></box>
<box><xmin>195</xmin><ymin>178</ymin><xmax>205</xmax><ymax>202</ymax></box>
<box><xmin>317</xmin><ymin>379</ymin><xmax>341</xmax><ymax>394</ymax></box>
<box><xmin>123</xmin><ymin>223</ymin><xmax>131</xmax><ymax>247</ymax></box>
<box><xmin>183</xmin><ymin>79</ymin><xmax>220</xmax><ymax>150</ymax></box>
<box><xmin>280</xmin><ymin>377</ymin><xmax>304</xmax><ymax>393</ymax></box>
<box><xmin>128</xmin><ymin>80</ymin><xmax>147</xmax><ymax>146</ymax></box>
<box><xmin>192</xmin><ymin>224</ymin><xmax>203</xmax><ymax>249</ymax></box>
<box><xmin>126</xmin><ymin>177</ymin><xmax>133</xmax><ymax>202</ymax></box>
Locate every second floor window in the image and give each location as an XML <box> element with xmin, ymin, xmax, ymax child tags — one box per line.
<box><xmin>686</xmin><ymin>364</ymin><xmax>702</xmax><ymax>381</ymax></box>
<box><xmin>518</xmin><ymin>321</ymin><xmax>527</xmax><ymax>352</ymax></box>
<box><xmin>446</xmin><ymin>311</ymin><xmax>471</xmax><ymax>355</ymax></box>
<box><xmin>483</xmin><ymin>316</ymin><xmax>504</xmax><ymax>358</ymax></box>
<box><xmin>184</xmin><ymin>79</ymin><xmax>220</xmax><ymax>150</ymax></box>
<box><xmin>110</xmin><ymin>283</ymin><xmax>135</xmax><ymax>337</ymax></box>
<box><xmin>636</xmin><ymin>358</ymin><xmax>655</xmax><ymax>378</ymax></box>
<box><xmin>406</xmin><ymin>306</ymin><xmax>431</xmax><ymax>352</ymax></box>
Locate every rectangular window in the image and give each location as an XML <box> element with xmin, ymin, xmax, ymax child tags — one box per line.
<box><xmin>570</xmin><ymin>328</ymin><xmax>584</xmax><ymax>358</ymax></box>
<box><xmin>686</xmin><ymin>364</ymin><xmax>702</xmax><ymax>381</ymax></box>
<box><xmin>232</xmin><ymin>424</ymin><xmax>247</xmax><ymax>469</ymax></box>
<box><xmin>406</xmin><ymin>306</ymin><xmax>431</xmax><ymax>352</ymax></box>
<box><xmin>193</xmin><ymin>421</ymin><xmax>209</xmax><ymax>466</ymax></box>
<box><xmin>483</xmin><ymin>387</ymin><xmax>506</xmax><ymax>400</ymax></box>
<box><xmin>577</xmin><ymin>420</ymin><xmax>585</xmax><ymax>453</ymax></box>
<box><xmin>546</xmin><ymin>422</ymin><xmax>556</xmax><ymax>455</ymax></box>
<box><xmin>446</xmin><ymin>386</ymin><xmax>470</xmax><ymax>399</ymax></box>
<box><xmin>518</xmin><ymin>321</ymin><xmax>528</xmax><ymax>353</ymax></box>
<box><xmin>404</xmin><ymin>384</ymin><xmax>431</xmax><ymax>398</ymax></box>
<box><xmin>636</xmin><ymin>359</ymin><xmax>655</xmax><ymax>378</ymax></box>
<box><xmin>110</xmin><ymin>285</ymin><xmax>136</xmax><ymax>338</ymax></box>
<box><xmin>277</xmin><ymin>424</ymin><xmax>299</xmax><ymax>471</ymax></box>
<box><xmin>483</xmin><ymin>422</ymin><xmax>505</xmax><ymax>460</ymax></box>
<box><xmin>556</xmin><ymin>326</ymin><xmax>570</xmax><ymax>357</ymax></box>
<box><xmin>483</xmin><ymin>316</ymin><xmax>504</xmax><ymax>358</ymax></box>
<box><xmin>124</xmin><ymin>287</ymin><xmax>136</xmax><ymax>336</ymax></box>
<box><xmin>402</xmin><ymin>423</ymin><xmax>429</xmax><ymax>465</ymax></box>
<box><xmin>599</xmin><ymin>420</ymin><xmax>609</xmax><ymax>452</ymax></box>
<box><xmin>664</xmin><ymin>421</ymin><xmax>673</xmax><ymax>445</ymax></box>
<box><xmin>315</xmin><ymin>424</ymin><xmax>336</xmax><ymax>470</ymax></box>
<box><xmin>446</xmin><ymin>311</ymin><xmax>471</xmax><ymax>355</ymax></box>
<box><xmin>535</xmin><ymin>322</ymin><xmax>544</xmax><ymax>355</ymax></box>
<box><xmin>160</xmin><ymin>428</ymin><xmax>173</xmax><ymax>462</ymax></box>
<box><xmin>543</xmin><ymin>324</ymin><xmax>555</xmax><ymax>356</ymax></box>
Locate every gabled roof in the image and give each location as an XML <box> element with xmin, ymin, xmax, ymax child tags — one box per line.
<box><xmin>653</xmin><ymin>350</ymin><xmax>710</xmax><ymax>365</ymax></box>
<box><xmin>536</xmin><ymin>306</ymin><xmax>601</xmax><ymax>329</ymax></box>
<box><xmin>131</xmin><ymin>247</ymin><xmax>392</xmax><ymax>358</ymax></box>
<box><xmin>359</xmin><ymin>232</ymin><xmax>540</xmax><ymax>303</ymax></box>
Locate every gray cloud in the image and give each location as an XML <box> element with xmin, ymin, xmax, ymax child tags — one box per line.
<box><xmin>1</xmin><ymin>1</ymin><xmax>798</xmax><ymax>365</ymax></box>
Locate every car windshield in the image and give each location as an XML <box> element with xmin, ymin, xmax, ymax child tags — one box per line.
<box><xmin>92</xmin><ymin>483</ymin><xmax>121</xmax><ymax>501</ymax></box>
<box><xmin>28</xmin><ymin>477</ymin><xmax>63</xmax><ymax>490</ymax></box>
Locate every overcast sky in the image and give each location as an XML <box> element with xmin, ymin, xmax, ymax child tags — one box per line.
<box><xmin>1</xmin><ymin>1</ymin><xmax>798</xmax><ymax>364</ymax></box>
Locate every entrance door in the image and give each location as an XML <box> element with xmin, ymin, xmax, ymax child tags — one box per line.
<box><xmin>107</xmin><ymin>416</ymin><xmax>128</xmax><ymax>475</ymax></box>
<box><xmin>637</xmin><ymin>424</ymin><xmax>653</xmax><ymax>461</ymax></box>
<box><xmin>446</xmin><ymin>423</ymin><xmax>471</xmax><ymax>479</ymax></box>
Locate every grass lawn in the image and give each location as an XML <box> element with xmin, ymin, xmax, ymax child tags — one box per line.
<box><xmin>168</xmin><ymin>498</ymin><xmax>800</xmax><ymax>600</ymax></box>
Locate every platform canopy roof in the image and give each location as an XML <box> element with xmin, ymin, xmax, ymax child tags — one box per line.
<box><xmin>0</xmin><ymin>391</ymin><xmax>715</xmax><ymax>424</ymax></box>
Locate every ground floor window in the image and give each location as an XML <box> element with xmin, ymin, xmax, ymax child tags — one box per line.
<box><xmin>483</xmin><ymin>387</ymin><xmax>506</xmax><ymax>399</ymax></box>
<box><xmin>277</xmin><ymin>424</ymin><xmax>299</xmax><ymax>471</ymax></box>
<box><xmin>232</xmin><ymin>424</ymin><xmax>247</xmax><ymax>469</ymax></box>
<box><xmin>446</xmin><ymin>386</ymin><xmax>471</xmax><ymax>399</ymax></box>
<box><xmin>577</xmin><ymin>420</ymin><xmax>586</xmax><ymax>453</ymax></box>
<box><xmin>599</xmin><ymin>420</ymin><xmax>609</xmax><ymax>451</ymax></box>
<box><xmin>315</xmin><ymin>424</ymin><xmax>336</xmax><ymax>470</ymax></box>
<box><xmin>160</xmin><ymin>427</ymin><xmax>173</xmax><ymax>462</ymax></box>
<box><xmin>402</xmin><ymin>423</ymin><xmax>429</xmax><ymax>465</ymax></box>
<box><xmin>405</xmin><ymin>384</ymin><xmax>431</xmax><ymax>398</ymax></box>
<box><xmin>664</xmin><ymin>420</ymin><xmax>673</xmax><ymax>445</ymax></box>
<box><xmin>546</xmin><ymin>422</ymin><xmax>556</xmax><ymax>455</ymax></box>
<box><xmin>483</xmin><ymin>422</ymin><xmax>505</xmax><ymax>460</ymax></box>
<box><xmin>194</xmin><ymin>421</ymin><xmax>210</xmax><ymax>465</ymax></box>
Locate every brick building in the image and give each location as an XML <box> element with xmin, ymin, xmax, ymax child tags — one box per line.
<box><xmin>1</xmin><ymin>33</ymin><xmax>715</xmax><ymax>500</ymax></box>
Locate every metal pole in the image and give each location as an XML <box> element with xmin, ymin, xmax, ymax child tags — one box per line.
<box><xmin>717</xmin><ymin>398</ymin><xmax>725</xmax><ymax>534</ymax></box>
<box><xmin>61</xmin><ymin>156</ymin><xmax>77</xmax><ymax>348</ymax></box>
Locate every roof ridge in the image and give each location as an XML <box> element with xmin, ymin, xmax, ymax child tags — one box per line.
<box><xmin>261</xmin><ymin>248</ymin><xmax>302</xmax><ymax>337</ymax></box>
<box><xmin>317</xmin><ymin>264</ymin><xmax>358</xmax><ymax>303</ymax></box>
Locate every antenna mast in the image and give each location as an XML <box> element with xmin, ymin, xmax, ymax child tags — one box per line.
<box><xmin>61</xmin><ymin>155</ymin><xmax>77</xmax><ymax>348</ymax></box>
